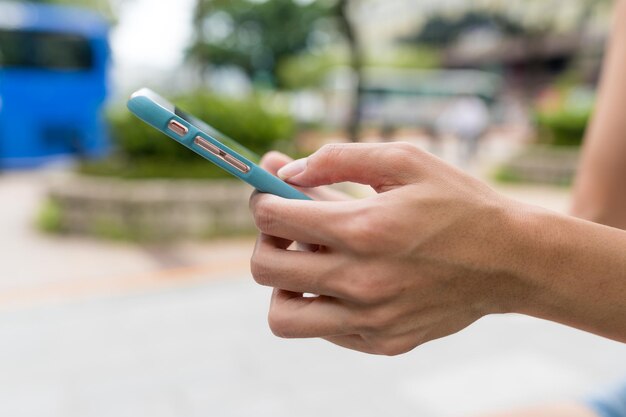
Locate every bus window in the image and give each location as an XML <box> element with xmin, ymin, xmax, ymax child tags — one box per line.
<box><xmin>0</xmin><ymin>29</ymin><xmax>93</xmax><ymax>70</ymax></box>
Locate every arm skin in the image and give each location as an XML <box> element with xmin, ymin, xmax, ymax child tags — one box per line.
<box><xmin>572</xmin><ymin>0</ymin><xmax>626</xmax><ymax>229</ymax></box>
<box><xmin>249</xmin><ymin>143</ymin><xmax>626</xmax><ymax>356</ymax></box>
<box><xmin>474</xmin><ymin>3</ymin><xmax>626</xmax><ymax>416</ymax></box>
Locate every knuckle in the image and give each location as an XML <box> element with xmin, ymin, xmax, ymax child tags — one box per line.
<box><xmin>351</xmin><ymin>277</ymin><xmax>389</xmax><ymax>305</ymax></box>
<box><xmin>252</xmin><ymin>199</ymin><xmax>276</xmax><ymax>233</ymax></box>
<box><xmin>318</xmin><ymin>143</ymin><xmax>346</xmax><ymax>161</ymax></box>
<box><xmin>250</xmin><ymin>252</ymin><xmax>274</xmax><ymax>287</ymax></box>
<box><xmin>386</xmin><ymin>142</ymin><xmax>420</xmax><ymax>160</ymax></box>
<box><xmin>366</xmin><ymin>307</ymin><xmax>397</xmax><ymax>334</ymax></box>
<box><xmin>377</xmin><ymin>339</ymin><xmax>413</xmax><ymax>357</ymax></box>
<box><xmin>395</xmin><ymin>141</ymin><xmax>420</xmax><ymax>154</ymax></box>
<box><xmin>365</xmin><ymin>335</ymin><xmax>414</xmax><ymax>357</ymax></box>
<box><xmin>351</xmin><ymin>311</ymin><xmax>375</xmax><ymax>333</ymax></box>
<box><xmin>353</xmin><ymin>305</ymin><xmax>397</xmax><ymax>333</ymax></box>
<box><xmin>381</xmin><ymin>142</ymin><xmax>422</xmax><ymax>173</ymax></box>
<box><xmin>310</xmin><ymin>144</ymin><xmax>347</xmax><ymax>172</ymax></box>
<box><xmin>342</xmin><ymin>206</ymin><xmax>383</xmax><ymax>254</ymax></box>
<box><xmin>268</xmin><ymin>308</ymin><xmax>292</xmax><ymax>339</ymax></box>
<box><xmin>342</xmin><ymin>205</ymin><xmax>401</xmax><ymax>255</ymax></box>
<box><xmin>369</xmin><ymin>306</ymin><xmax>398</xmax><ymax>330</ymax></box>
<box><xmin>341</xmin><ymin>263</ymin><xmax>403</xmax><ymax>307</ymax></box>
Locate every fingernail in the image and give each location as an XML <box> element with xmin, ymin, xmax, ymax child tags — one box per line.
<box><xmin>277</xmin><ymin>158</ymin><xmax>307</xmax><ymax>180</ymax></box>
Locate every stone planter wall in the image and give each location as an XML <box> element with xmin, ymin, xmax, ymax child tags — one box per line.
<box><xmin>497</xmin><ymin>145</ymin><xmax>580</xmax><ymax>186</ymax></box>
<box><xmin>45</xmin><ymin>176</ymin><xmax>256</xmax><ymax>240</ymax></box>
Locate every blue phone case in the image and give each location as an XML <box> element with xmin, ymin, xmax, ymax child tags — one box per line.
<box><xmin>127</xmin><ymin>89</ymin><xmax>311</xmax><ymax>201</ymax></box>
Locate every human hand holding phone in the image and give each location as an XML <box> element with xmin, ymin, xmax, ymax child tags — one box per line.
<box><xmin>250</xmin><ymin>142</ymin><xmax>626</xmax><ymax>355</ymax></box>
<box><xmin>250</xmin><ymin>142</ymin><xmax>521</xmax><ymax>355</ymax></box>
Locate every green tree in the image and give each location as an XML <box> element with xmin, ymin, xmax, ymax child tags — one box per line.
<box><xmin>189</xmin><ymin>0</ymin><xmax>366</xmax><ymax>141</ymax></box>
<box><xmin>189</xmin><ymin>0</ymin><xmax>338</xmax><ymax>87</ymax></box>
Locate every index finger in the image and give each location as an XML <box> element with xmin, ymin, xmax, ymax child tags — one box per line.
<box><xmin>249</xmin><ymin>192</ymin><xmax>358</xmax><ymax>248</ymax></box>
<box><xmin>260</xmin><ymin>151</ymin><xmax>293</xmax><ymax>176</ymax></box>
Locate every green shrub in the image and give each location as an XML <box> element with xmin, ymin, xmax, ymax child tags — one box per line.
<box><xmin>83</xmin><ymin>92</ymin><xmax>295</xmax><ymax>179</ymax></box>
<box><xmin>534</xmin><ymin>87</ymin><xmax>595</xmax><ymax>148</ymax></box>
<box><xmin>535</xmin><ymin>110</ymin><xmax>591</xmax><ymax>147</ymax></box>
<box><xmin>173</xmin><ymin>93</ymin><xmax>294</xmax><ymax>156</ymax></box>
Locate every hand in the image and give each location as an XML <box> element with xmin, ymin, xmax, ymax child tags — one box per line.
<box><xmin>250</xmin><ymin>143</ymin><xmax>531</xmax><ymax>355</ymax></box>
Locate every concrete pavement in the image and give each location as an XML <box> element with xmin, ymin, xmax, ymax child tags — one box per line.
<box><xmin>0</xmin><ymin>278</ymin><xmax>624</xmax><ymax>417</ymax></box>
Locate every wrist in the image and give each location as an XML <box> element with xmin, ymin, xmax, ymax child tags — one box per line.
<box><xmin>452</xmin><ymin>197</ymin><xmax>547</xmax><ymax>317</ymax></box>
<box><xmin>477</xmin><ymin>201</ymin><xmax>550</xmax><ymax>316</ymax></box>
<box><xmin>500</xmin><ymin>203</ymin><xmax>564</xmax><ymax>317</ymax></box>
<box><xmin>501</xmin><ymin>202</ymin><xmax>626</xmax><ymax>340</ymax></box>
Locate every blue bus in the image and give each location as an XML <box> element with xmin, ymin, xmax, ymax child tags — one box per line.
<box><xmin>0</xmin><ymin>1</ymin><xmax>110</xmax><ymax>169</ymax></box>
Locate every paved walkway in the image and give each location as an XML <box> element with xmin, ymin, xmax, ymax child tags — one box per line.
<box><xmin>0</xmin><ymin>156</ymin><xmax>623</xmax><ymax>417</ymax></box>
<box><xmin>0</xmin><ymin>279</ymin><xmax>625</xmax><ymax>417</ymax></box>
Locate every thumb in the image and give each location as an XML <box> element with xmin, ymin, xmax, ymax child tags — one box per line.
<box><xmin>277</xmin><ymin>143</ymin><xmax>423</xmax><ymax>191</ymax></box>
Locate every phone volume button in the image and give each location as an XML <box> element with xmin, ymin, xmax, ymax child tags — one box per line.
<box><xmin>194</xmin><ymin>137</ymin><xmax>250</xmax><ymax>173</ymax></box>
<box><xmin>224</xmin><ymin>154</ymin><xmax>250</xmax><ymax>173</ymax></box>
<box><xmin>194</xmin><ymin>136</ymin><xmax>221</xmax><ymax>156</ymax></box>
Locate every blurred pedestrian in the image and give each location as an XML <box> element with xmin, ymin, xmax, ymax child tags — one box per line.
<box><xmin>436</xmin><ymin>95</ymin><xmax>490</xmax><ymax>168</ymax></box>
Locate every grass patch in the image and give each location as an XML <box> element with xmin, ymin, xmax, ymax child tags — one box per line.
<box><xmin>36</xmin><ymin>199</ymin><xmax>63</xmax><ymax>233</ymax></box>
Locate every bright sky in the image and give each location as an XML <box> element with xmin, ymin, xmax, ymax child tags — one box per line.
<box><xmin>109</xmin><ymin>0</ymin><xmax>196</xmax><ymax>92</ymax></box>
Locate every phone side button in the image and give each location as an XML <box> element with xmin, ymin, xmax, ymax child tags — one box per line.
<box><xmin>168</xmin><ymin>120</ymin><xmax>189</xmax><ymax>137</ymax></box>
<box><xmin>223</xmin><ymin>154</ymin><xmax>250</xmax><ymax>174</ymax></box>
<box><xmin>194</xmin><ymin>136</ymin><xmax>221</xmax><ymax>155</ymax></box>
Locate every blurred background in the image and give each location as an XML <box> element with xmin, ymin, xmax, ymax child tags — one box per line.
<box><xmin>1</xmin><ymin>0</ymin><xmax>625</xmax><ymax>416</ymax></box>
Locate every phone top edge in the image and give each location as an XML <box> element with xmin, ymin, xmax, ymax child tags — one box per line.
<box><xmin>129</xmin><ymin>88</ymin><xmax>175</xmax><ymax>113</ymax></box>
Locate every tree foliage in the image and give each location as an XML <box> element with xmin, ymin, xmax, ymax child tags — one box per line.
<box><xmin>189</xmin><ymin>0</ymin><xmax>341</xmax><ymax>87</ymax></box>
<box><xmin>189</xmin><ymin>0</ymin><xmax>368</xmax><ymax>140</ymax></box>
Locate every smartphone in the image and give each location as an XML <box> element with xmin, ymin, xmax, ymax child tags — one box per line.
<box><xmin>127</xmin><ymin>88</ymin><xmax>311</xmax><ymax>200</ymax></box>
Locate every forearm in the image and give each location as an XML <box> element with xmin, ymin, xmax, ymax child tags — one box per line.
<box><xmin>572</xmin><ymin>0</ymin><xmax>626</xmax><ymax>228</ymax></box>
<box><xmin>508</xmin><ymin>204</ymin><xmax>626</xmax><ymax>342</ymax></box>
